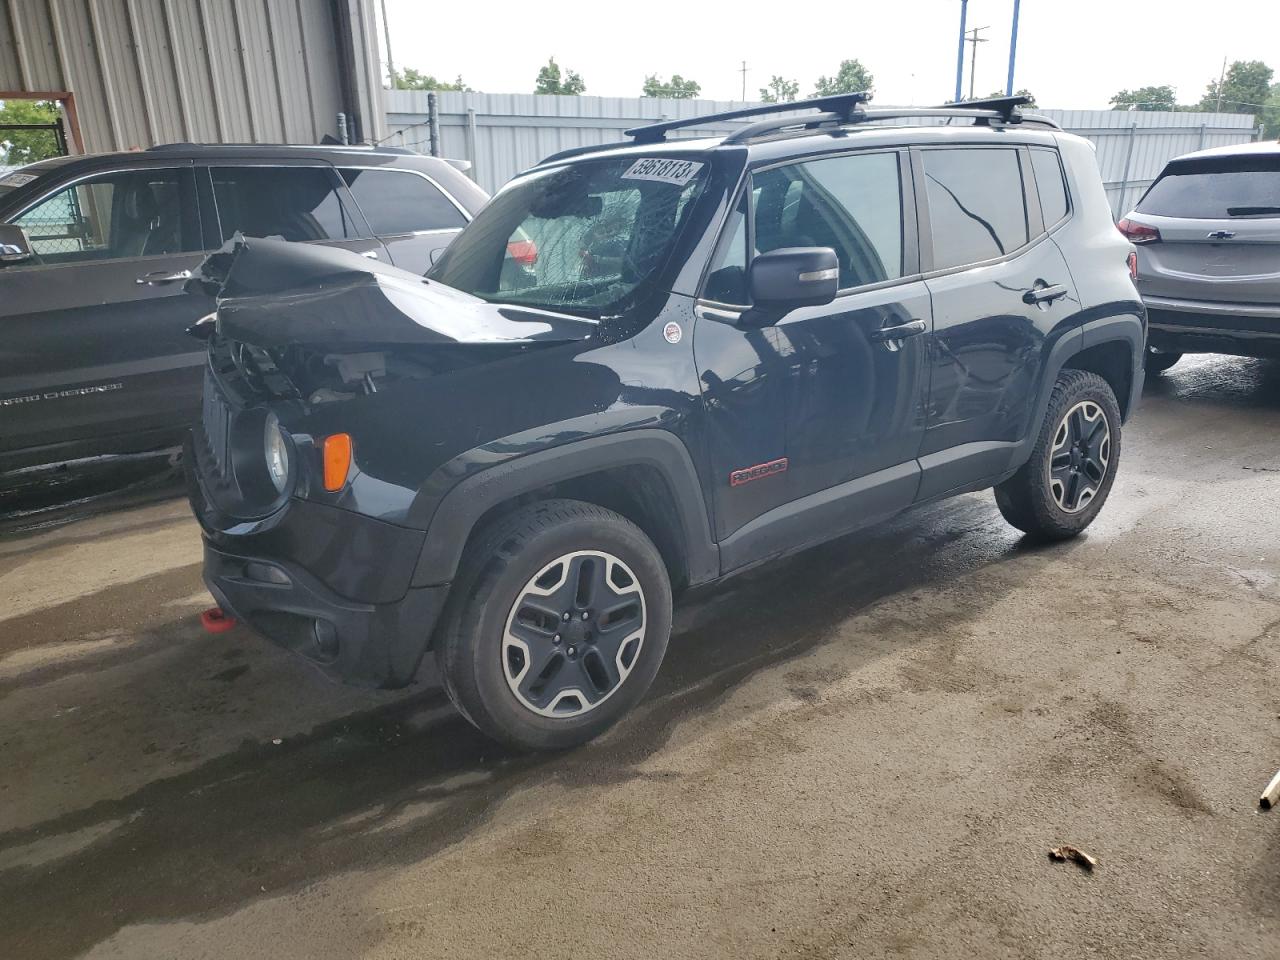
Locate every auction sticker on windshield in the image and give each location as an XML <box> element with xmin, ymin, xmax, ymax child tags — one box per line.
<box><xmin>621</xmin><ymin>158</ymin><xmax>704</xmax><ymax>186</ymax></box>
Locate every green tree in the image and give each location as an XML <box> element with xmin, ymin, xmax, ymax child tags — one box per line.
<box><xmin>0</xmin><ymin>99</ymin><xmax>61</xmax><ymax>165</ymax></box>
<box><xmin>535</xmin><ymin>57</ymin><xmax>585</xmax><ymax>96</ymax></box>
<box><xmin>389</xmin><ymin>67</ymin><xmax>470</xmax><ymax>91</ymax></box>
<box><xmin>642</xmin><ymin>74</ymin><xmax>701</xmax><ymax>98</ymax></box>
<box><xmin>1109</xmin><ymin>85</ymin><xmax>1176</xmax><ymax>111</ymax></box>
<box><xmin>812</xmin><ymin>59</ymin><xmax>874</xmax><ymax>97</ymax></box>
<box><xmin>759</xmin><ymin>76</ymin><xmax>800</xmax><ymax>103</ymax></box>
<box><xmin>1198</xmin><ymin>60</ymin><xmax>1273</xmax><ymax>113</ymax></box>
<box><xmin>1263</xmin><ymin>82</ymin><xmax>1280</xmax><ymax>137</ymax></box>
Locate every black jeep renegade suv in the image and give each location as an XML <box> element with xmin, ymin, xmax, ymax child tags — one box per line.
<box><xmin>186</xmin><ymin>96</ymin><xmax>1145</xmax><ymax>750</ymax></box>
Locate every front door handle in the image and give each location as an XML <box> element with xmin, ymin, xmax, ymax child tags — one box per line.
<box><xmin>870</xmin><ymin>319</ymin><xmax>928</xmax><ymax>342</ymax></box>
<box><xmin>1023</xmin><ymin>283</ymin><xmax>1069</xmax><ymax>305</ymax></box>
<box><xmin>136</xmin><ymin>269</ymin><xmax>192</xmax><ymax>285</ymax></box>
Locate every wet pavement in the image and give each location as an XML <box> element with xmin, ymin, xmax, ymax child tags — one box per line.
<box><xmin>2</xmin><ymin>354</ymin><xmax>1279</xmax><ymax>960</ymax></box>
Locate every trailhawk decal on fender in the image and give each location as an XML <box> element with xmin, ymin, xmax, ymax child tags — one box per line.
<box><xmin>621</xmin><ymin>158</ymin><xmax>704</xmax><ymax>186</ymax></box>
<box><xmin>729</xmin><ymin>457</ymin><xmax>789</xmax><ymax>487</ymax></box>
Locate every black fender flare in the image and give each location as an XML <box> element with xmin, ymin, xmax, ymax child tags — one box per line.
<box><xmin>410</xmin><ymin>429</ymin><xmax>720</xmax><ymax>588</ymax></box>
<box><xmin>1010</xmin><ymin>310</ymin><xmax>1145</xmax><ymax>470</ymax></box>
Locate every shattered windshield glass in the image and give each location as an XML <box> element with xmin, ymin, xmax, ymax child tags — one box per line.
<box><xmin>429</xmin><ymin>156</ymin><xmax>707</xmax><ymax>316</ymax></box>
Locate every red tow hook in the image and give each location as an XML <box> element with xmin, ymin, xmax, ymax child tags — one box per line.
<box><xmin>201</xmin><ymin>607</ymin><xmax>236</xmax><ymax>634</ymax></box>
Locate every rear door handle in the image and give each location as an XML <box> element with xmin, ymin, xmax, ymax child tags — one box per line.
<box><xmin>1023</xmin><ymin>283</ymin><xmax>1069</xmax><ymax>305</ymax></box>
<box><xmin>136</xmin><ymin>269</ymin><xmax>192</xmax><ymax>285</ymax></box>
<box><xmin>870</xmin><ymin>318</ymin><xmax>928</xmax><ymax>342</ymax></box>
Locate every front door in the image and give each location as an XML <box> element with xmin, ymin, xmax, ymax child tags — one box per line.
<box><xmin>0</xmin><ymin>164</ymin><xmax>213</xmax><ymax>465</ymax></box>
<box><xmin>914</xmin><ymin>145</ymin><xmax>1081</xmax><ymax>500</ymax></box>
<box><xmin>696</xmin><ymin>149</ymin><xmax>931</xmax><ymax>570</ymax></box>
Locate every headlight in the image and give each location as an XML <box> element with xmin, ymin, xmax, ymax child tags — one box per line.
<box><xmin>264</xmin><ymin>412</ymin><xmax>290</xmax><ymax>493</ymax></box>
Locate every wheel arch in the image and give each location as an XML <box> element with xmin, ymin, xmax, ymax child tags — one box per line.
<box><xmin>410</xmin><ymin>430</ymin><xmax>720</xmax><ymax>592</ymax></box>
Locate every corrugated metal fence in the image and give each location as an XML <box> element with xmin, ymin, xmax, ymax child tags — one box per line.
<box><xmin>385</xmin><ymin>91</ymin><xmax>1260</xmax><ymax>216</ymax></box>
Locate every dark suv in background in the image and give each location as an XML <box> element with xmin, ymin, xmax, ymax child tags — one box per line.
<box><xmin>0</xmin><ymin>145</ymin><xmax>486</xmax><ymax>475</ymax></box>
<box><xmin>187</xmin><ymin>95</ymin><xmax>1144</xmax><ymax>750</ymax></box>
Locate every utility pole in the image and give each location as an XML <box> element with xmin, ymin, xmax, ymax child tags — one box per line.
<box><xmin>1214</xmin><ymin>55</ymin><xmax>1227</xmax><ymax>113</ymax></box>
<box><xmin>740</xmin><ymin>61</ymin><xmax>748</xmax><ymax>101</ymax></box>
<box><xmin>1005</xmin><ymin>0</ymin><xmax>1021</xmax><ymax>96</ymax></box>
<box><xmin>380</xmin><ymin>0</ymin><xmax>395</xmax><ymax>88</ymax></box>
<box><xmin>966</xmin><ymin>26</ymin><xmax>988</xmax><ymax>101</ymax></box>
<box><xmin>954</xmin><ymin>0</ymin><xmax>968</xmax><ymax>102</ymax></box>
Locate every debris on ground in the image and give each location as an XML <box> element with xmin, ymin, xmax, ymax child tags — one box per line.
<box><xmin>1048</xmin><ymin>845</ymin><xmax>1098</xmax><ymax>871</ymax></box>
<box><xmin>1260</xmin><ymin>770</ymin><xmax>1280</xmax><ymax>810</ymax></box>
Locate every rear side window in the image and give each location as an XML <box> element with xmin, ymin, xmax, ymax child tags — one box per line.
<box><xmin>340</xmin><ymin>168</ymin><xmax>467</xmax><ymax>235</ymax></box>
<box><xmin>210</xmin><ymin>166</ymin><xmax>353</xmax><ymax>242</ymax></box>
<box><xmin>12</xmin><ymin>168</ymin><xmax>199</xmax><ymax>263</ymax></box>
<box><xmin>923</xmin><ymin>148</ymin><xmax>1029</xmax><ymax>269</ymax></box>
<box><xmin>1136</xmin><ymin>157</ymin><xmax>1280</xmax><ymax>218</ymax></box>
<box><xmin>1030</xmin><ymin>149</ymin><xmax>1069</xmax><ymax>226</ymax></box>
<box><xmin>752</xmin><ymin>151</ymin><xmax>904</xmax><ymax>290</ymax></box>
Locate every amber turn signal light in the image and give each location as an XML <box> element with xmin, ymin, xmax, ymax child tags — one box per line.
<box><xmin>322</xmin><ymin>433</ymin><xmax>352</xmax><ymax>491</ymax></box>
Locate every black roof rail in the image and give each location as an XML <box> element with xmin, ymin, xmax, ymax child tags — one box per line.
<box><xmin>624</xmin><ymin>93</ymin><xmax>872</xmax><ymax>144</ymax></box>
<box><xmin>932</xmin><ymin>94</ymin><xmax>1035</xmax><ymax>122</ymax></box>
<box><xmin>146</xmin><ymin>142</ymin><xmax>419</xmax><ymax>154</ymax></box>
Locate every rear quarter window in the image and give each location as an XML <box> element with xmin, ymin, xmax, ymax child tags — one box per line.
<box><xmin>922</xmin><ymin>148</ymin><xmax>1029</xmax><ymax>270</ymax></box>
<box><xmin>340</xmin><ymin>168</ymin><xmax>468</xmax><ymax>235</ymax></box>
<box><xmin>1136</xmin><ymin>157</ymin><xmax>1280</xmax><ymax>219</ymax></box>
<box><xmin>1030</xmin><ymin>148</ymin><xmax>1069</xmax><ymax>226</ymax></box>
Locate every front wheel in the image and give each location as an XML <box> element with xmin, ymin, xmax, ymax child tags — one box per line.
<box><xmin>436</xmin><ymin>499</ymin><xmax>672</xmax><ymax>751</ymax></box>
<box><xmin>994</xmin><ymin>369</ymin><xmax>1122</xmax><ymax>540</ymax></box>
<box><xmin>1144</xmin><ymin>347</ymin><xmax>1182</xmax><ymax>374</ymax></box>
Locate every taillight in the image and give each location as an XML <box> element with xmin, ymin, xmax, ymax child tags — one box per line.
<box><xmin>506</xmin><ymin>239</ymin><xmax>538</xmax><ymax>265</ymax></box>
<box><xmin>1116</xmin><ymin>218</ymin><xmax>1160</xmax><ymax>244</ymax></box>
<box><xmin>1127</xmin><ymin>251</ymin><xmax>1138</xmax><ymax>281</ymax></box>
<box><xmin>322</xmin><ymin>433</ymin><xmax>352</xmax><ymax>491</ymax></box>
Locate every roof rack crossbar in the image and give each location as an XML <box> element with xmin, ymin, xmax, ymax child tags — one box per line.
<box><xmin>624</xmin><ymin>92</ymin><xmax>871</xmax><ymax>144</ymax></box>
<box><xmin>930</xmin><ymin>94</ymin><xmax>1035</xmax><ymax>122</ymax></box>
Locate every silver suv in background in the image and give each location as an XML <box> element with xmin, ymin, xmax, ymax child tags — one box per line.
<box><xmin>1119</xmin><ymin>141</ymin><xmax>1280</xmax><ymax>373</ymax></box>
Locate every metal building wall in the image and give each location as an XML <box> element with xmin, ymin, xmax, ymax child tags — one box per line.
<box><xmin>0</xmin><ymin>0</ymin><xmax>385</xmax><ymax>153</ymax></box>
<box><xmin>385</xmin><ymin>91</ymin><xmax>1260</xmax><ymax>212</ymax></box>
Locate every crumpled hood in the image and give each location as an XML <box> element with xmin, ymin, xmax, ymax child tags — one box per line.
<box><xmin>189</xmin><ymin>234</ymin><xmax>599</xmax><ymax>350</ymax></box>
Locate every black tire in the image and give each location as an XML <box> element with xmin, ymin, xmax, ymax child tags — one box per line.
<box><xmin>1144</xmin><ymin>348</ymin><xmax>1182</xmax><ymax>374</ymax></box>
<box><xmin>435</xmin><ymin>498</ymin><xmax>672</xmax><ymax>751</ymax></box>
<box><xmin>994</xmin><ymin>369</ymin><xmax>1122</xmax><ymax>540</ymax></box>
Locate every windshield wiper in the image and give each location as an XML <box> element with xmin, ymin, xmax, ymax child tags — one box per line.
<box><xmin>1227</xmin><ymin>205</ymin><xmax>1280</xmax><ymax>216</ymax></box>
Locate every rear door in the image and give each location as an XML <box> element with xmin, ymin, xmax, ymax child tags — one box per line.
<box><xmin>338</xmin><ymin>167</ymin><xmax>470</xmax><ymax>274</ymax></box>
<box><xmin>202</xmin><ymin>163</ymin><xmax>387</xmax><ymax>262</ymax></box>
<box><xmin>916</xmin><ymin>144</ymin><xmax>1081</xmax><ymax>500</ymax></box>
<box><xmin>1129</xmin><ymin>154</ymin><xmax>1280</xmax><ymax>306</ymax></box>
<box><xmin>0</xmin><ymin>163</ymin><xmax>212</xmax><ymax>463</ymax></box>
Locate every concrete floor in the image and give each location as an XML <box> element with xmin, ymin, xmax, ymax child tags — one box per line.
<box><xmin>2</xmin><ymin>354</ymin><xmax>1279</xmax><ymax>960</ymax></box>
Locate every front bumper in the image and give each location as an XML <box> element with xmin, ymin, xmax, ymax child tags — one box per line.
<box><xmin>1145</xmin><ymin>297</ymin><xmax>1280</xmax><ymax>359</ymax></box>
<box><xmin>203</xmin><ymin>539</ymin><xmax>447</xmax><ymax>687</ymax></box>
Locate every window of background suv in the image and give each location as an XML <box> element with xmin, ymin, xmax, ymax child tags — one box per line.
<box><xmin>1030</xmin><ymin>148</ymin><xmax>1069</xmax><ymax>226</ymax></box>
<box><xmin>1136</xmin><ymin>156</ymin><xmax>1280</xmax><ymax>219</ymax></box>
<box><xmin>702</xmin><ymin>151</ymin><xmax>904</xmax><ymax>305</ymax></box>
<box><xmin>922</xmin><ymin>148</ymin><xmax>1029</xmax><ymax>270</ymax></box>
<box><xmin>340</xmin><ymin>168</ymin><xmax>467</xmax><ymax>235</ymax></box>
<box><xmin>210</xmin><ymin>166</ymin><xmax>353</xmax><ymax>242</ymax></box>
<box><xmin>12</xmin><ymin>168</ymin><xmax>198</xmax><ymax>264</ymax></box>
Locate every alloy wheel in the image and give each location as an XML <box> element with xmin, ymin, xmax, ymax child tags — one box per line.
<box><xmin>1048</xmin><ymin>400</ymin><xmax>1110</xmax><ymax>513</ymax></box>
<box><xmin>502</xmin><ymin>550</ymin><xmax>647</xmax><ymax>717</ymax></box>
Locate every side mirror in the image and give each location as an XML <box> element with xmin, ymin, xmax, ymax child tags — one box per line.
<box><xmin>743</xmin><ymin>247</ymin><xmax>839</xmax><ymax>325</ymax></box>
<box><xmin>0</xmin><ymin>223</ymin><xmax>33</xmax><ymax>264</ymax></box>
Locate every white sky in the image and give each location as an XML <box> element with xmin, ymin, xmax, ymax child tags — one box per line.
<box><xmin>381</xmin><ymin>0</ymin><xmax>1278</xmax><ymax>111</ymax></box>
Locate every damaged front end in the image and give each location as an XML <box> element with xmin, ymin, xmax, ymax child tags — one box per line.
<box><xmin>183</xmin><ymin>237</ymin><xmax>603</xmax><ymax>686</ymax></box>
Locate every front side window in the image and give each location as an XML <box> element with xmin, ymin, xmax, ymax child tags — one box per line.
<box><xmin>12</xmin><ymin>168</ymin><xmax>197</xmax><ymax>264</ymax></box>
<box><xmin>210</xmin><ymin>166</ymin><xmax>353</xmax><ymax>242</ymax></box>
<box><xmin>752</xmin><ymin>151</ymin><xmax>904</xmax><ymax>290</ymax></box>
<box><xmin>340</xmin><ymin>168</ymin><xmax>467</xmax><ymax>235</ymax></box>
<box><xmin>703</xmin><ymin>192</ymin><xmax>749</xmax><ymax>304</ymax></box>
<box><xmin>430</xmin><ymin>156</ymin><xmax>707</xmax><ymax>316</ymax></box>
<box><xmin>923</xmin><ymin>148</ymin><xmax>1029</xmax><ymax>270</ymax></box>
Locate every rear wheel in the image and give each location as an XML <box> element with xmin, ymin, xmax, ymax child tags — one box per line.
<box><xmin>436</xmin><ymin>499</ymin><xmax>672</xmax><ymax>751</ymax></box>
<box><xmin>994</xmin><ymin>369</ymin><xmax>1121</xmax><ymax>540</ymax></box>
<box><xmin>1144</xmin><ymin>347</ymin><xmax>1182</xmax><ymax>374</ymax></box>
